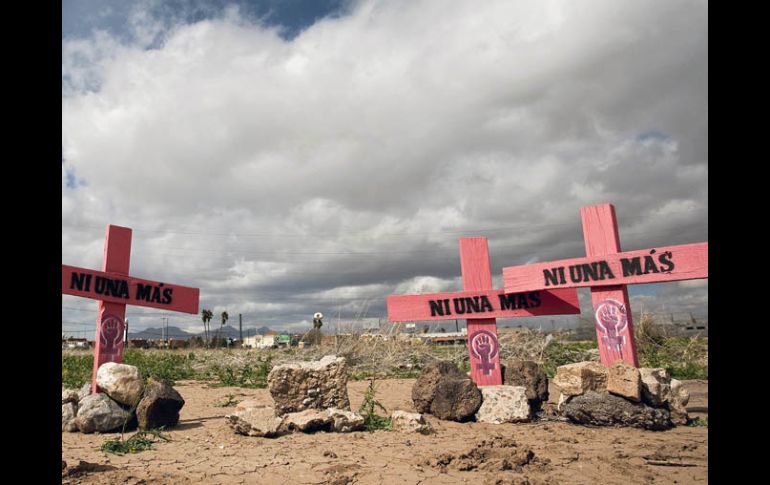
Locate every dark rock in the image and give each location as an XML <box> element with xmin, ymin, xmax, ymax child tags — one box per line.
<box><xmin>501</xmin><ymin>360</ymin><xmax>549</xmax><ymax>408</ymax></box>
<box><xmin>430</xmin><ymin>377</ymin><xmax>483</xmax><ymax>421</ymax></box>
<box><xmin>411</xmin><ymin>361</ymin><xmax>467</xmax><ymax>413</ymax></box>
<box><xmin>562</xmin><ymin>391</ymin><xmax>673</xmax><ymax>430</ymax></box>
<box><xmin>136</xmin><ymin>378</ymin><xmax>185</xmax><ymax>429</ymax></box>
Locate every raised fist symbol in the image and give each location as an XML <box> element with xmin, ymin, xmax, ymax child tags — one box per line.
<box><xmin>100</xmin><ymin>316</ymin><xmax>124</xmax><ymax>351</ymax></box>
<box><xmin>598</xmin><ymin>304</ymin><xmax>621</xmax><ymax>329</ymax></box>
<box><xmin>476</xmin><ymin>334</ymin><xmax>492</xmax><ymax>357</ymax></box>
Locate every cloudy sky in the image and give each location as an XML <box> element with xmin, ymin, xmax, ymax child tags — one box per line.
<box><xmin>62</xmin><ymin>0</ymin><xmax>708</xmax><ymax>338</ymax></box>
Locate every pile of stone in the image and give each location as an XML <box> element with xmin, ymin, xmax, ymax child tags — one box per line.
<box><xmin>62</xmin><ymin>362</ymin><xmax>185</xmax><ymax>434</ymax></box>
<box><xmin>410</xmin><ymin>359</ymin><xmax>549</xmax><ymax>425</ymax></box>
<box><xmin>226</xmin><ymin>355</ymin><xmax>432</xmax><ymax>437</ymax></box>
<box><xmin>553</xmin><ymin>361</ymin><xmax>689</xmax><ymax>430</ymax></box>
<box><xmin>476</xmin><ymin>359</ymin><xmax>550</xmax><ymax>424</ymax></box>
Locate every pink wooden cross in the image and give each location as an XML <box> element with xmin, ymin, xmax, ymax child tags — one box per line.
<box><xmin>502</xmin><ymin>204</ymin><xmax>708</xmax><ymax>367</ymax></box>
<box><xmin>387</xmin><ymin>237</ymin><xmax>581</xmax><ymax>386</ymax></box>
<box><xmin>61</xmin><ymin>225</ymin><xmax>200</xmax><ymax>393</ymax></box>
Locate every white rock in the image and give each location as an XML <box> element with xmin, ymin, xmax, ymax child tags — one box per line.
<box><xmin>62</xmin><ymin>402</ymin><xmax>78</xmax><ymax>432</ymax></box>
<box><xmin>639</xmin><ymin>368</ymin><xmax>671</xmax><ymax>406</ymax></box>
<box><xmin>62</xmin><ymin>388</ymin><xmax>80</xmax><ymax>404</ymax></box>
<box><xmin>78</xmin><ymin>383</ymin><xmax>92</xmax><ymax>402</ymax></box>
<box><xmin>96</xmin><ymin>362</ymin><xmax>145</xmax><ymax>407</ymax></box>
<box><xmin>390</xmin><ymin>410</ymin><xmax>432</xmax><ymax>434</ymax></box>
<box><xmin>475</xmin><ymin>386</ymin><xmax>531</xmax><ymax>424</ymax></box>
<box><xmin>668</xmin><ymin>379</ymin><xmax>690</xmax><ymax>425</ymax></box>
<box><xmin>326</xmin><ymin>408</ymin><xmax>365</xmax><ymax>432</ymax></box>
<box><xmin>75</xmin><ymin>393</ymin><xmax>133</xmax><ymax>433</ymax></box>
<box><xmin>225</xmin><ymin>406</ymin><xmax>285</xmax><ymax>437</ymax></box>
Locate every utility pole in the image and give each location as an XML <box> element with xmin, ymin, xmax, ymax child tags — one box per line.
<box><xmin>239</xmin><ymin>313</ymin><xmax>243</xmax><ymax>341</ymax></box>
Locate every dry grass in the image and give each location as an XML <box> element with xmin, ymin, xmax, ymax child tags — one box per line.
<box><xmin>63</xmin><ymin>323</ymin><xmax>707</xmax><ymax>387</ymax></box>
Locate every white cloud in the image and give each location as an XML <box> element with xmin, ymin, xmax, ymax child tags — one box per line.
<box><xmin>62</xmin><ymin>0</ymin><xmax>707</xmax><ymax>334</ymax></box>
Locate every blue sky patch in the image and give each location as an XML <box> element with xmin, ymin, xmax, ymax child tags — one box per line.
<box><xmin>63</xmin><ymin>0</ymin><xmax>350</xmax><ymax>43</ymax></box>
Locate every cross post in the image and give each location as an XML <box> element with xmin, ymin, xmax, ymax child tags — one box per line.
<box><xmin>502</xmin><ymin>203</ymin><xmax>708</xmax><ymax>367</ymax></box>
<box><xmin>387</xmin><ymin>237</ymin><xmax>581</xmax><ymax>386</ymax></box>
<box><xmin>62</xmin><ymin>224</ymin><xmax>200</xmax><ymax>393</ymax></box>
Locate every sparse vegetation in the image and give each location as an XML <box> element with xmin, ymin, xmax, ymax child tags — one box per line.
<box><xmin>101</xmin><ymin>428</ymin><xmax>170</xmax><ymax>455</ymax></box>
<box><xmin>634</xmin><ymin>313</ymin><xmax>708</xmax><ymax>379</ymax></box>
<box><xmin>62</xmin><ymin>353</ymin><xmax>94</xmax><ymax>388</ymax></box>
<box><xmin>359</xmin><ymin>379</ymin><xmax>391</xmax><ymax>431</ymax></box>
<box><xmin>210</xmin><ymin>358</ymin><xmax>271</xmax><ymax>388</ymax></box>
<box><xmin>687</xmin><ymin>416</ymin><xmax>708</xmax><ymax>427</ymax></box>
<box><xmin>62</xmin><ymin>323</ymin><xmax>706</xmax><ymax>387</ymax></box>
<box><xmin>215</xmin><ymin>394</ymin><xmax>241</xmax><ymax>407</ymax></box>
<box><xmin>541</xmin><ymin>341</ymin><xmax>599</xmax><ymax>377</ymax></box>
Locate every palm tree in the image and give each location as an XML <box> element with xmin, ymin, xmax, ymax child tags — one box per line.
<box><xmin>214</xmin><ymin>311</ymin><xmax>229</xmax><ymax>347</ymax></box>
<box><xmin>201</xmin><ymin>309</ymin><xmax>213</xmax><ymax>347</ymax></box>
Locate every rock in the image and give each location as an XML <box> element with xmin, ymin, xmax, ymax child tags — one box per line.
<box><xmin>62</xmin><ymin>402</ymin><xmax>79</xmax><ymax>432</ymax></box>
<box><xmin>411</xmin><ymin>361</ymin><xmax>471</xmax><ymax>414</ymax></box>
<box><xmin>390</xmin><ymin>410</ymin><xmax>432</xmax><ymax>434</ymax></box>
<box><xmin>226</xmin><ymin>406</ymin><xmax>285</xmax><ymax>437</ymax></box>
<box><xmin>136</xmin><ymin>378</ymin><xmax>185</xmax><ymax>429</ymax></box>
<box><xmin>96</xmin><ymin>362</ymin><xmax>145</xmax><ymax>407</ymax></box>
<box><xmin>562</xmin><ymin>391</ymin><xmax>673</xmax><ymax>430</ymax></box>
<box><xmin>639</xmin><ymin>368</ymin><xmax>672</xmax><ymax>406</ymax></box>
<box><xmin>281</xmin><ymin>408</ymin><xmax>365</xmax><ymax>433</ymax></box>
<box><xmin>268</xmin><ymin>355</ymin><xmax>350</xmax><ymax>416</ymax></box>
<box><xmin>553</xmin><ymin>362</ymin><xmax>608</xmax><ymax>396</ymax></box>
<box><xmin>62</xmin><ymin>388</ymin><xmax>80</xmax><ymax>404</ymax></box>
<box><xmin>557</xmin><ymin>392</ymin><xmax>572</xmax><ymax>412</ymax></box>
<box><xmin>475</xmin><ymin>386</ymin><xmax>531</xmax><ymax>424</ymax></box>
<box><xmin>501</xmin><ymin>360</ymin><xmax>549</xmax><ymax>405</ymax></box>
<box><xmin>430</xmin><ymin>377</ymin><xmax>483</xmax><ymax>421</ymax></box>
<box><xmin>327</xmin><ymin>408</ymin><xmax>365</xmax><ymax>432</ymax></box>
<box><xmin>668</xmin><ymin>379</ymin><xmax>690</xmax><ymax>425</ymax></box>
<box><xmin>75</xmin><ymin>393</ymin><xmax>134</xmax><ymax>433</ymax></box>
<box><xmin>606</xmin><ymin>360</ymin><xmax>641</xmax><ymax>402</ymax></box>
<box><xmin>282</xmin><ymin>409</ymin><xmax>334</xmax><ymax>432</ymax></box>
<box><xmin>78</xmin><ymin>383</ymin><xmax>91</xmax><ymax>402</ymax></box>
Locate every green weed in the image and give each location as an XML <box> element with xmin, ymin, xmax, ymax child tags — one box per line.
<box><xmin>211</xmin><ymin>357</ymin><xmax>271</xmax><ymax>388</ymax></box>
<box><xmin>359</xmin><ymin>379</ymin><xmax>391</xmax><ymax>431</ymax></box>
<box><xmin>687</xmin><ymin>416</ymin><xmax>708</xmax><ymax>427</ymax></box>
<box><xmin>214</xmin><ymin>394</ymin><xmax>241</xmax><ymax>407</ymax></box>
<box><xmin>101</xmin><ymin>428</ymin><xmax>170</xmax><ymax>455</ymax></box>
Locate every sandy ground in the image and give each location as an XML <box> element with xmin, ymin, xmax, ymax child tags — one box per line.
<box><xmin>62</xmin><ymin>379</ymin><xmax>708</xmax><ymax>484</ymax></box>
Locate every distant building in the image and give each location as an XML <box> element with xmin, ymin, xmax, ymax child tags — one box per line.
<box><xmin>417</xmin><ymin>330</ymin><xmax>468</xmax><ymax>346</ymax></box>
<box><xmin>242</xmin><ymin>333</ymin><xmax>286</xmax><ymax>349</ymax></box>
<box><xmin>62</xmin><ymin>337</ymin><xmax>90</xmax><ymax>350</ymax></box>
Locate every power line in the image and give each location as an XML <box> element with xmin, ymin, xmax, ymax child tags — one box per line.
<box><xmin>61</xmin><ymin>208</ymin><xmax>707</xmax><ymax>240</ymax></box>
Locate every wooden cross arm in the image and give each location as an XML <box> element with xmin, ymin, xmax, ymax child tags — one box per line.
<box><xmin>503</xmin><ymin>242</ymin><xmax>708</xmax><ymax>293</ymax></box>
<box><xmin>62</xmin><ymin>264</ymin><xmax>200</xmax><ymax>314</ymax></box>
<box><xmin>387</xmin><ymin>288</ymin><xmax>579</xmax><ymax>322</ymax></box>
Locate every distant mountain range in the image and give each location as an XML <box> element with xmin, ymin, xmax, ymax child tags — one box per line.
<box><xmin>128</xmin><ymin>325</ymin><xmax>277</xmax><ymax>340</ymax></box>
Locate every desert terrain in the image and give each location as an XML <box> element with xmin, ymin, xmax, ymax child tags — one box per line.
<box><xmin>62</xmin><ymin>378</ymin><xmax>708</xmax><ymax>484</ymax></box>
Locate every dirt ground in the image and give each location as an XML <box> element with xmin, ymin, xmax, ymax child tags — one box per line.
<box><xmin>62</xmin><ymin>379</ymin><xmax>708</xmax><ymax>484</ymax></box>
